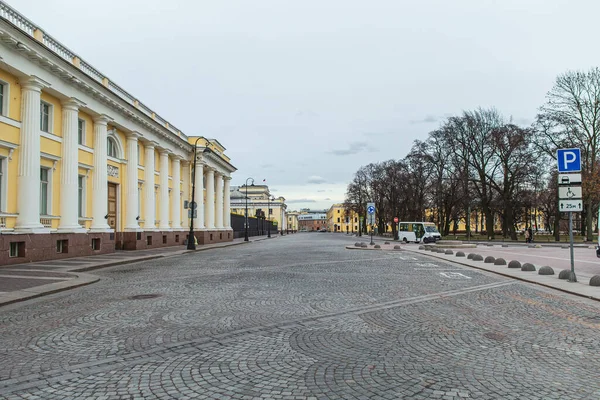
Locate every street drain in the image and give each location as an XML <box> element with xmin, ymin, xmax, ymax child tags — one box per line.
<box><xmin>483</xmin><ymin>332</ymin><xmax>506</xmax><ymax>341</ymax></box>
<box><xmin>127</xmin><ymin>294</ymin><xmax>162</xmax><ymax>300</ymax></box>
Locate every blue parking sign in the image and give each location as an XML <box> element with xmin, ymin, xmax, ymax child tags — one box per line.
<box><xmin>557</xmin><ymin>148</ymin><xmax>581</xmax><ymax>173</ymax></box>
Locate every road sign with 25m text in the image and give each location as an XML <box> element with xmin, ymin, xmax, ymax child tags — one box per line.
<box><xmin>559</xmin><ymin>200</ymin><xmax>583</xmax><ymax>212</ymax></box>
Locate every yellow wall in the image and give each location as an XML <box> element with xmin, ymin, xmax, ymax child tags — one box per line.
<box><xmin>0</xmin><ymin>69</ymin><xmax>21</xmax><ymax>121</ymax></box>
<box><xmin>40</xmin><ymin>92</ymin><xmax>62</xmax><ymax>136</ymax></box>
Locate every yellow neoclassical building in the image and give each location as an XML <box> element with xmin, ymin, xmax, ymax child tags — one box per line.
<box><xmin>0</xmin><ymin>3</ymin><xmax>235</xmax><ymax>264</ymax></box>
<box><xmin>230</xmin><ymin>184</ymin><xmax>288</xmax><ymax>232</ymax></box>
<box><xmin>326</xmin><ymin>204</ymin><xmax>360</xmax><ymax>233</ymax></box>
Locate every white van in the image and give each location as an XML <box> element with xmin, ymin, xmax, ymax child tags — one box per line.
<box><xmin>398</xmin><ymin>222</ymin><xmax>441</xmax><ymax>243</ymax></box>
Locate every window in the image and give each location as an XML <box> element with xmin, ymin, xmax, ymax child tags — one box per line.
<box><xmin>10</xmin><ymin>242</ymin><xmax>25</xmax><ymax>258</ymax></box>
<box><xmin>78</xmin><ymin>119</ymin><xmax>85</xmax><ymax>145</ymax></box>
<box><xmin>91</xmin><ymin>238</ymin><xmax>101</xmax><ymax>250</ymax></box>
<box><xmin>0</xmin><ymin>82</ymin><xmax>5</xmax><ymax>116</ymax></box>
<box><xmin>337</xmin><ymin>217</ymin><xmax>340</xmax><ymax>223</ymax></box>
<box><xmin>107</xmin><ymin>137</ymin><xmax>118</xmax><ymax>158</ymax></box>
<box><xmin>337</xmin><ymin>210</ymin><xmax>340</xmax><ymax>214</ymax></box>
<box><xmin>40</xmin><ymin>168</ymin><xmax>50</xmax><ymax>215</ymax></box>
<box><xmin>40</xmin><ymin>101</ymin><xmax>51</xmax><ymax>132</ymax></box>
<box><xmin>78</xmin><ymin>176</ymin><xmax>85</xmax><ymax>218</ymax></box>
<box><xmin>56</xmin><ymin>239</ymin><xmax>68</xmax><ymax>253</ymax></box>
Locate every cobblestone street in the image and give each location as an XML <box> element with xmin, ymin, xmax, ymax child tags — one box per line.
<box><xmin>1</xmin><ymin>234</ymin><xmax>600</xmax><ymax>399</ymax></box>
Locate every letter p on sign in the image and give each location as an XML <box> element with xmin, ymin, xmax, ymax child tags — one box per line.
<box><xmin>557</xmin><ymin>148</ymin><xmax>581</xmax><ymax>173</ymax></box>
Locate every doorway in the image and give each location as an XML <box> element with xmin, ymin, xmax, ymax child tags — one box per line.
<box><xmin>107</xmin><ymin>182</ymin><xmax>118</xmax><ymax>231</ymax></box>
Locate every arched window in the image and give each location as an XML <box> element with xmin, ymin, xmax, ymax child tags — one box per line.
<box><xmin>107</xmin><ymin>137</ymin><xmax>118</xmax><ymax>158</ymax></box>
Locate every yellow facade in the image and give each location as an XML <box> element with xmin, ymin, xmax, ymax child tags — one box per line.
<box><xmin>326</xmin><ymin>204</ymin><xmax>360</xmax><ymax>233</ymax></box>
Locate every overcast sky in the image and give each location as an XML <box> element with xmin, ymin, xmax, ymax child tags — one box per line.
<box><xmin>13</xmin><ymin>0</ymin><xmax>600</xmax><ymax>210</ymax></box>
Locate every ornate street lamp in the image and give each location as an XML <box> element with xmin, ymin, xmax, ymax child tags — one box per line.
<box><xmin>244</xmin><ymin>177</ymin><xmax>254</xmax><ymax>241</ymax></box>
<box><xmin>187</xmin><ymin>138</ymin><xmax>210</xmax><ymax>250</ymax></box>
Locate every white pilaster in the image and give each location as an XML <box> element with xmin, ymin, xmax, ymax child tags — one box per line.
<box><xmin>58</xmin><ymin>98</ymin><xmax>87</xmax><ymax>232</ymax></box>
<box><xmin>194</xmin><ymin>161</ymin><xmax>205</xmax><ymax>229</ymax></box>
<box><xmin>215</xmin><ymin>172</ymin><xmax>224</xmax><ymax>229</ymax></box>
<box><xmin>171</xmin><ymin>156</ymin><xmax>182</xmax><ymax>229</ymax></box>
<box><xmin>223</xmin><ymin>177</ymin><xmax>231</xmax><ymax>228</ymax></box>
<box><xmin>181</xmin><ymin>161</ymin><xmax>190</xmax><ymax>229</ymax></box>
<box><xmin>143</xmin><ymin>141</ymin><xmax>157</xmax><ymax>230</ymax></box>
<box><xmin>90</xmin><ymin>114</ymin><xmax>113</xmax><ymax>232</ymax></box>
<box><xmin>124</xmin><ymin>132</ymin><xmax>141</xmax><ymax>231</ymax></box>
<box><xmin>159</xmin><ymin>149</ymin><xmax>171</xmax><ymax>230</ymax></box>
<box><xmin>205</xmin><ymin>168</ymin><xmax>215</xmax><ymax>229</ymax></box>
<box><xmin>15</xmin><ymin>76</ymin><xmax>50</xmax><ymax>233</ymax></box>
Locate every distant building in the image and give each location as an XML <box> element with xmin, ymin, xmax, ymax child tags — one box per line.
<box><xmin>297</xmin><ymin>213</ymin><xmax>327</xmax><ymax>231</ymax></box>
<box><xmin>230</xmin><ymin>185</ymin><xmax>287</xmax><ymax>232</ymax></box>
<box><xmin>287</xmin><ymin>211</ymin><xmax>299</xmax><ymax>233</ymax></box>
<box><xmin>326</xmin><ymin>204</ymin><xmax>359</xmax><ymax>233</ymax></box>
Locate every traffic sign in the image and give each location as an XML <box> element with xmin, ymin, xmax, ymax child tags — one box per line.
<box><xmin>367</xmin><ymin>202</ymin><xmax>375</xmax><ymax>215</ymax></box>
<box><xmin>557</xmin><ymin>148</ymin><xmax>581</xmax><ymax>172</ymax></box>
<box><xmin>188</xmin><ymin>209</ymin><xmax>197</xmax><ymax>218</ymax></box>
<box><xmin>559</xmin><ymin>199</ymin><xmax>583</xmax><ymax>212</ymax></box>
<box><xmin>189</xmin><ymin>201</ymin><xmax>197</xmax><ymax>210</ymax></box>
<box><xmin>367</xmin><ymin>214</ymin><xmax>375</xmax><ymax>225</ymax></box>
<box><xmin>393</xmin><ymin>217</ymin><xmax>399</xmax><ymax>223</ymax></box>
<box><xmin>558</xmin><ymin>186</ymin><xmax>582</xmax><ymax>199</ymax></box>
<box><xmin>558</xmin><ymin>173</ymin><xmax>582</xmax><ymax>185</ymax></box>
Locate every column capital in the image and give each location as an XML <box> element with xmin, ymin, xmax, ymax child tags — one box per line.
<box><xmin>93</xmin><ymin>114</ymin><xmax>113</xmax><ymax>125</ymax></box>
<box><xmin>158</xmin><ymin>147</ymin><xmax>172</xmax><ymax>156</ymax></box>
<box><xmin>223</xmin><ymin>175</ymin><xmax>232</xmax><ymax>181</ymax></box>
<box><xmin>181</xmin><ymin>159</ymin><xmax>190</xmax><ymax>167</ymax></box>
<box><xmin>171</xmin><ymin>154</ymin><xmax>183</xmax><ymax>161</ymax></box>
<box><xmin>141</xmin><ymin>139</ymin><xmax>159</xmax><ymax>149</ymax></box>
<box><xmin>21</xmin><ymin>75</ymin><xmax>50</xmax><ymax>92</ymax></box>
<box><xmin>125</xmin><ymin>131</ymin><xmax>142</xmax><ymax>140</ymax></box>
<box><xmin>61</xmin><ymin>97</ymin><xmax>86</xmax><ymax>111</ymax></box>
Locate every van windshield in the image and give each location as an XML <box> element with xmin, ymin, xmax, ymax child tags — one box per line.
<box><xmin>425</xmin><ymin>226</ymin><xmax>439</xmax><ymax>233</ymax></box>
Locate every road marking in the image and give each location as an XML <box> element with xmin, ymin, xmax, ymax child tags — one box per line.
<box><xmin>439</xmin><ymin>272</ymin><xmax>471</xmax><ymax>279</ymax></box>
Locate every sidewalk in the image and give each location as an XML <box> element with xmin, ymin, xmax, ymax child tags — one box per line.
<box><xmin>0</xmin><ymin>235</ymin><xmax>272</xmax><ymax>307</ymax></box>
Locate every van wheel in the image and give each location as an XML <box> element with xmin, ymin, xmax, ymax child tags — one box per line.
<box><xmin>402</xmin><ymin>237</ymin><xmax>408</xmax><ymax>243</ymax></box>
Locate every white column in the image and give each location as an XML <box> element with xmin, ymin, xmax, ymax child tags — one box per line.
<box><xmin>181</xmin><ymin>161</ymin><xmax>190</xmax><ymax>229</ymax></box>
<box><xmin>15</xmin><ymin>76</ymin><xmax>50</xmax><ymax>232</ymax></box>
<box><xmin>171</xmin><ymin>156</ymin><xmax>182</xmax><ymax>229</ymax></box>
<box><xmin>223</xmin><ymin>177</ymin><xmax>231</xmax><ymax>228</ymax></box>
<box><xmin>124</xmin><ymin>132</ymin><xmax>141</xmax><ymax>231</ymax></box>
<box><xmin>143</xmin><ymin>141</ymin><xmax>157</xmax><ymax>230</ymax></box>
<box><xmin>57</xmin><ymin>98</ymin><xmax>86</xmax><ymax>232</ymax></box>
<box><xmin>194</xmin><ymin>162</ymin><xmax>205</xmax><ymax>229</ymax></box>
<box><xmin>159</xmin><ymin>149</ymin><xmax>171</xmax><ymax>230</ymax></box>
<box><xmin>90</xmin><ymin>114</ymin><xmax>113</xmax><ymax>232</ymax></box>
<box><xmin>215</xmin><ymin>172</ymin><xmax>224</xmax><ymax>229</ymax></box>
<box><xmin>205</xmin><ymin>168</ymin><xmax>215</xmax><ymax>229</ymax></box>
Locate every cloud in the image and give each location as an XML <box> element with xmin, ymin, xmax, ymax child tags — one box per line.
<box><xmin>324</xmin><ymin>198</ymin><xmax>331</xmax><ymax>200</ymax></box>
<box><xmin>317</xmin><ymin>189</ymin><xmax>326</xmax><ymax>192</ymax></box>
<box><xmin>410</xmin><ymin>115</ymin><xmax>438</xmax><ymax>124</ymax></box>
<box><xmin>307</xmin><ymin>175</ymin><xmax>327</xmax><ymax>184</ymax></box>
<box><xmin>287</xmin><ymin>198</ymin><xmax>317</xmax><ymax>204</ymax></box>
<box><xmin>329</xmin><ymin>141</ymin><xmax>376</xmax><ymax>156</ymax></box>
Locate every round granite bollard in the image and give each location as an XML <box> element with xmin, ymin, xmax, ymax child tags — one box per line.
<box><xmin>394</xmin><ymin>245</ymin><xmax>401</xmax><ymax>250</ymax></box>
<box><xmin>374</xmin><ymin>244</ymin><xmax>381</xmax><ymax>249</ymax></box>
<box><xmin>472</xmin><ymin>254</ymin><xmax>484</xmax><ymax>261</ymax></box>
<box><xmin>467</xmin><ymin>253</ymin><xmax>476</xmax><ymax>259</ymax></box>
<box><xmin>419</xmin><ymin>246</ymin><xmax>425</xmax><ymax>250</ymax></box>
<box><xmin>502</xmin><ymin>244</ymin><xmax>509</xmax><ymax>248</ymax></box>
<box><xmin>494</xmin><ymin>258</ymin><xmax>507</xmax><ymax>265</ymax></box>
<box><xmin>355</xmin><ymin>242</ymin><xmax>361</xmax><ymax>247</ymax></box>
<box><xmin>538</xmin><ymin>266</ymin><xmax>554</xmax><ymax>275</ymax></box>
<box><xmin>508</xmin><ymin>260</ymin><xmax>521</xmax><ymax>269</ymax></box>
<box><xmin>521</xmin><ymin>263</ymin><xmax>536</xmax><ymax>272</ymax></box>
<box><xmin>384</xmin><ymin>241</ymin><xmax>390</xmax><ymax>245</ymax></box>
<box><xmin>445</xmin><ymin>250</ymin><xmax>453</xmax><ymax>255</ymax></box>
<box><xmin>558</xmin><ymin>269</ymin><xmax>571</xmax><ymax>280</ymax></box>
<box><xmin>456</xmin><ymin>251</ymin><xmax>465</xmax><ymax>257</ymax></box>
<box><xmin>589</xmin><ymin>275</ymin><xmax>600</xmax><ymax>286</ymax></box>
<box><xmin>361</xmin><ymin>243</ymin><xmax>368</xmax><ymax>248</ymax></box>
<box><xmin>484</xmin><ymin>256</ymin><xmax>495</xmax><ymax>263</ymax></box>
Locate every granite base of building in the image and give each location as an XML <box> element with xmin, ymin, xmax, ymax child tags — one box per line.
<box><xmin>0</xmin><ymin>232</ymin><xmax>115</xmax><ymax>265</ymax></box>
<box><xmin>192</xmin><ymin>229</ymin><xmax>233</xmax><ymax>245</ymax></box>
<box><xmin>117</xmin><ymin>230</ymin><xmax>187</xmax><ymax>250</ymax></box>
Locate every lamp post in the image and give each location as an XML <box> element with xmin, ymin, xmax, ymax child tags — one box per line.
<box><xmin>244</xmin><ymin>177</ymin><xmax>254</xmax><ymax>241</ymax></box>
<box><xmin>187</xmin><ymin>137</ymin><xmax>210</xmax><ymax>250</ymax></box>
<box><xmin>267</xmin><ymin>195</ymin><xmax>274</xmax><ymax>238</ymax></box>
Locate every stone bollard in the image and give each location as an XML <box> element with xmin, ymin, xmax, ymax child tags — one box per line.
<box><xmin>508</xmin><ymin>260</ymin><xmax>521</xmax><ymax>269</ymax></box>
<box><xmin>558</xmin><ymin>269</ymin><xmax>571</xmax><ymax>280</ymax></box>
<box><xmin>384</xmin><ymin>241</ymin><xmax>390</xmax><ymax>245</ymax></box>
<box><xmin>419</xmin><ymin>246</ymin><xmax>425</xmax><ymax>250</ymax></box>
<box><xmin>445</xmin><ymin>250</ymin><xmax>453</xmax><ymax>255</ymax></box>
<box><xmin>521</xmin><ymin>263</ymin><xmax>536</xmax><ymax>272</ymax></box>
<box><xmin>501</xmin><ymin>244</ymin><xmax>509</xmax><ymax>248</ymax></box>
<box><xmin>355</xmin><ymin>242</ymin><xmax>361</xmax><ymax>247</ymax></box>
<box><xmin>484</xmin><ymin>256</ymin><xmax>495</xmax><ymax>263</ymax></box>
<box><xmin>374</xmin><ymin>244</ymin><xmax>381</xmax><ymax>249</ymax></box>
<box><xmin>467</xmin><ymin>253</ymin><xmax>476</xmax><ymax>260</ymax></box>
<box><xmin>494</xmin><ymin>258</ymin><xmax>507</xmax><ymax>266</ymax></box>
<box><xmin>538</xmin><ymin>266</ymin><xmax>554</xmax><ymax>275</ymax></box>
<box><xmin>589</xmin><ymin>275</ymin><xmax>600</xmax><ymax>286</ymax></box>
<box><xmin>361</xmin><ymin>243</ymin><xmax>368</xmax><ymax>248</ymax></box>
<box><xmin>456</xmin><ymin>251</ymin><xmax>465</xmax><ymax>257</ymax></box>
<box><xmin>393</xmin><ymin>245</ymin><xmax>401</xmax><ymax>250</ymax></box>
<box><xmin>472</xmin><ymin>254</ymin><xmax>484</xmax><ymax>261</ymax></box>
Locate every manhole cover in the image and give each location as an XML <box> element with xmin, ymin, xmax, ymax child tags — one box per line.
<box><xmin>127</xmin><ymin>294</ymin><xmax>162</xmax><ymax>300</ymax></box>
<box><xmin>483</xmin><ymin>332</ymin><xmax>506</xmax><ymax>341</ymax></box>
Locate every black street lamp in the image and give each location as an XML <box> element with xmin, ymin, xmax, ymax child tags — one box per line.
<box><xmin>267</xmin><ymin>195</ymin><xmax>274</xmax><ymax>238</ymax></box>
<box><xmin>244</xmin><ymin>177</ymin><xmax>254</xmax><ymax>241</ymax></box>
<box><xmin>187</xmin><ymin>137</ymin><xmax>210</xmax><ymax>250</ymax></box>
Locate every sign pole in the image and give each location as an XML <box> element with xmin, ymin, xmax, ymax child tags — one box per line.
<box><xmin>568</xmin><ymin>211</ymin><xmax>577</xmax><ymax>282</ymax></box>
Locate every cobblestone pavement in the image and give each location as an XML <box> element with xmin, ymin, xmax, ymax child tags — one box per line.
<box><xmin>1</xmin><ymin>233</ymin><xmax>600</xmax><ymax>399</ymax></box>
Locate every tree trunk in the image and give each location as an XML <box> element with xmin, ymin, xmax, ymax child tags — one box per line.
<box><xmin>554</xmin><ymin>208</ymin><xmax>561</xmax><ymax>241</ymax></box>
<box><xmin>586</xmin><ymin>200</ymin><xmax>593</xmax><ymax>241</ymax></box>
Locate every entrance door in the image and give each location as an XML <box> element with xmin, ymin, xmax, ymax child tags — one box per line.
<box><xmin>107</xmin><ymin>183</ymin><xmax>117</xmax><ymax>231</ymax></box>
